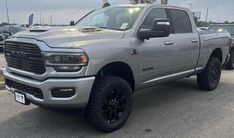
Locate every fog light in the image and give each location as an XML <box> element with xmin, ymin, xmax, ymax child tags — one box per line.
<box><xmin>54</xmin><ymin>66</ymin><xmax>81</xmax><ymax>72</ymax></box>
<box><xmin>51</xmin><ymin>88</ymin><xmax>76</xmax><ymax>98</ymax></box>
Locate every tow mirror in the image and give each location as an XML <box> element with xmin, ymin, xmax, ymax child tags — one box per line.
<box><xmin>138</xmin><ymin>18</ymin><xmax>171</xmax><ymax>40</ymax></box>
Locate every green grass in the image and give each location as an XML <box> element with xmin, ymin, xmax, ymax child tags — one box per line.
<box><xmin>0</xmin><ymin>71</ymin><xmax>4</xmax><ymax>87</ymax></box>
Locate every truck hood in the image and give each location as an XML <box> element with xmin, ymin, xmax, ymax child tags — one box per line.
<box><xmin>13</xmin><ymin>27</ymin><xmax>124</xmax><ymax>48</ymax></box>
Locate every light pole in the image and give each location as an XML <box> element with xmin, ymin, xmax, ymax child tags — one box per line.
<box><xmin>50</xmin><ymin>15</ymin><xmax>53</xmax><ymax>25</ymax></box>
<box><xmin>39</xmin><ymin>13</ymin><xmax>42</xmax><ymax>25</ymax></box>
<box><xmin>5</xmin><ymin>0</ymin><xmax>10</xmax><ymax>24</ymax></box>
<box><xmin>205</xmin><ymin>8</ymin><xmax>209</xmax><ymax>22</ymax></box>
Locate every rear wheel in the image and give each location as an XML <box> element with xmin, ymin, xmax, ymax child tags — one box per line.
<box><xmin>197</xmin><ymin>57</ymin><xmax>222</xmax><ymax>91</ymax></box>
<box><xmin>225</xmin><ymin>48</ymin><xmax>234</xmax><ymax>70</ymax></box>
<box><xmin>86</xmin><ymin>76</ymin><xmax>132</xmax><ymax>132</ymax></box>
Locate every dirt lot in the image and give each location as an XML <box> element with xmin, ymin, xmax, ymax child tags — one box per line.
<box><xmin>1</xmin><ymin>69</ymin><xmax>234</xmax><ymax>137</ymax></box>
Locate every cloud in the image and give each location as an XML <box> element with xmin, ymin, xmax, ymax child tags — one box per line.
<box><xmin>0</xmin><ymin>0</ymin><xmax>234</xmax><ymax>24</ymax></box>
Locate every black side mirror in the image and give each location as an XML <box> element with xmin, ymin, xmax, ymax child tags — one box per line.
<box><xmin>70</xmin><ymin>21</ymin><xmax>75</xmax><ymax>26</ymax></box>
<box><xmin>138</xmin><ymin>18</ymin><xmax>171</xmax><ymax>40</ymax></box>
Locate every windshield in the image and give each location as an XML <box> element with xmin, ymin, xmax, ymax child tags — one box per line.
<box><xmin>76</xmin><ymin>7</ymin><xmax>143</xmax><ymax>31</ymax></box>
<box><xmin>208</xmin><ymin>25</ymin><xmax>234</xmax><ymax>37</ymax></box>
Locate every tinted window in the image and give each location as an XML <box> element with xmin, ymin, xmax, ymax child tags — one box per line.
<box><xmin>141</xmin><ymin>8</ymin><xmax>167</xmax><ymax>29</ymax></box>
<box><xmin>169</xmin><ymin>9</ymin><xmax>192</xmax><ymax>33</ymax></box>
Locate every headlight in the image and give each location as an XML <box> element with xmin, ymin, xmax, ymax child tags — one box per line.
<box><xmin>44</xmin><ymin>53</ymin><xmax>89</xmax><ymax>72</ymax></box>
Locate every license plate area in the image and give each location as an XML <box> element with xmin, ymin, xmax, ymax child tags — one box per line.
<box><xmin>14</xmin><ymin>91</ymin><xmax>30</xmax><ymax>105</ymax></box>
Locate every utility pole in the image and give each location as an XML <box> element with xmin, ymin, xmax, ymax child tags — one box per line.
<box><xmin>205</xmin><ymin>8</ymin><xmax>209</xmax><ymax>22</ymax></box>
<box><xmin>50</xmin><ymin>15</ymin><xmax>53</xmax><ymax>26</ymax></box>
<box><xmin>42</xmin><ymin>17</ymin><xmax>44</xmax><ymax>26</ymax></box>
<box><xmin>5</xmin><ymin>0</ymin><xmax>10</xmax><ymax>24</ymax></box>
<box><xmin>39</xmin><ymin>13</ymin><xmax>42</xmax><ymax>25</ymax></box>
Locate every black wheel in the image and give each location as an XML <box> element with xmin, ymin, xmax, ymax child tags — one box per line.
<box><xmin>197</xmin><ymin>57</ymin><xmax>222</xmax><ymax>91</ymax></box>
<box><xmin>86</xmin><ymin>76</ymin><xmax>132</xmax><ymax>132</ymax></box>
<box><xmin>225</xmin><ymin>49</ymin><xmax>234</xmax><ymax>70</ymax></box>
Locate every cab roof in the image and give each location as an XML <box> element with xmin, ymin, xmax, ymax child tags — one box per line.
<box><xmin>109</xmin><ymin>4</ymin><xmax>189</xmax><ymax>11</ymax></box>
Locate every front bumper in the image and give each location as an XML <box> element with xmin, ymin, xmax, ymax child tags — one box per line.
<box><xmin>3</xmin><ymin>69</ymin><xmax>95</xmax><ymax>108</ymax></box>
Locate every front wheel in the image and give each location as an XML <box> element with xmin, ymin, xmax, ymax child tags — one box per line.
<box><xmin>86</xmin><ymin>76</ymin><xmax>132</xmax><ymax>132</ymax></box>
<box><xmin>197</xmin><ymin>57</ymin><xmax>222</xmax><ymax>91</ymax></box>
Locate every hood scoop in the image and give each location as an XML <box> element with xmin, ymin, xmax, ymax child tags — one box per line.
<box><xmin>79</xmin><ymin>27</ymin><xmax>102</xmax><ymax>33</ymax></box>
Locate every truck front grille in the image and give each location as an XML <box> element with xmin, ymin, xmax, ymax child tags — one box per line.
<box><xmin>4</xmin><ymin>42</ymin><xmax>46</xmax><ymax>74</ymax></box>
<box><xmin>5</xmin><ymin>79</ymin><xmax>44</xmax><ymax>99</ymax></box>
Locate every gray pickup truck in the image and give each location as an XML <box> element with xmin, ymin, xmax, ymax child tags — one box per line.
<box><xmin>3</xmin><ymin>4</ymin><xmax>231</xmax><ymax>132</ymax></box>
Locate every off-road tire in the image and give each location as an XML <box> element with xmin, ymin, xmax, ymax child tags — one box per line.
<box><xmin>197</xmin><ymin>57</ymin><xmax>222</xmax><ymax>91</ymax></box>
<box><xmin>86</xmin><ymin>76</ymin><xmax>132</xmax><ymax>132</ymax></box>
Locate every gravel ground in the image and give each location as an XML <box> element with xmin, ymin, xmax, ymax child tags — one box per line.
<box><xmin>1</xmin><ymin>70</ymin><xmax>234</xmax><ymax>137</ymax></box>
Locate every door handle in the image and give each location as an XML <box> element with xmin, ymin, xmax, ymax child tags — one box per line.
<box><xmin>192</xmin><ymin>40</ymin><xmax>199</xmax><ymax>43</ymax></box>
<box><xmin>164</xmin><ymin>41</ymin><xmax>174</xmax><ymax>45</ymax></box>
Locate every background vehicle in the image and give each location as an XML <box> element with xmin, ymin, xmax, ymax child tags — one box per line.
<box><xmin>0</xmin><ymin>25</ymin><xmax>26</xmax><ymax>35</ymax></box>
<box><xmin>0</xmin><ymin>34</ymin><xmax>5</xmax><ymax>52</ymax></box>
<box><xmin>0</xmin><ymin>25</ymin><xmax>26</xmax><ymax>38</ymax></box>
<box><xmin>0</xmin><ymin>25</ymin><xmax>26</xmax><ymax>53</ymax></box>
<box><xmin>197</xmin><ymin>27</ymin><xmax>208</xmax><ymax>31</ymax></box>
<box><xmin>208</xmin><ymin>24</ymin><xmax>234</xmax><ymax>69</ymax></box>
<box><xmin>3</xmin><ymin>4</ymin><xmax>231</xmax><ymax>132</ymax></box>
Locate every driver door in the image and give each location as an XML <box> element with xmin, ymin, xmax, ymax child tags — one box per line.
<box><xmin>137</xmin><ymin>8</ymin><xmax>174</xmax><ymax>85</ymax></box>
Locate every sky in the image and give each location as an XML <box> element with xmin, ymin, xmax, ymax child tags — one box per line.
<box><xmin>0</xmin><ymin>0</ymin><xmax>234</xmax><ymax>24</ymax></box>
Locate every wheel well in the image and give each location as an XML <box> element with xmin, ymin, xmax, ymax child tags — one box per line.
<box><xmin>96</xmin><ymin>62</ymin><xmax>135</xmax><ymax>90</ymax></box>
<box><xmin>210</xmin><ymin>48</ymin><xmax>222</xmax><ymax>62</ymax></box>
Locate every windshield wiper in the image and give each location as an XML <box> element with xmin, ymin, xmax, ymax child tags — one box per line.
<box><xmin>95</xmin><ymin>26</ymin><xmax>124</xmax><ymax>31</ymax></box>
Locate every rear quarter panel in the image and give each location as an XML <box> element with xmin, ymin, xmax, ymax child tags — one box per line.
<box><xmin>197</xmin><ymin>33</ymin><xmax>231</xmax><ymax>68</ymax></box>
